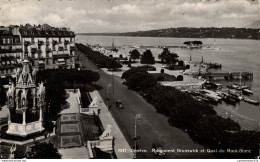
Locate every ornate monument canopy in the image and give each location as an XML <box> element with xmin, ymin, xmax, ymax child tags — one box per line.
<box><xmin>16</xmin><ymin>59</ymin><xmax>36</xmax><ymax>88</ymax></box>
<box><xmin>6</xmin><ymin>59</ymin><xmax>45</xmax><ymax>137</ymax></box>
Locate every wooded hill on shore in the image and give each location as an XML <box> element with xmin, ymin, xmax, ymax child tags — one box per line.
<box><xmin>78</xmin><ymin>27</ymin><xmax>260</xmax><ymax>40</ymax></box>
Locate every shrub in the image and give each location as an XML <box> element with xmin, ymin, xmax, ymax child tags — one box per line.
<box><xmin>157</xmin><ymin>75</ymin><xmax>164</xmax><ymax>81</ymax></box>
<box><xmin>185</xmin><ymin>64</ymin><xmax>190</xmax><ymax>69</ymax></box>
<box><xmin>160</xmin><ymin>69</ymin><xmax>164</xmax><ymax>73</ymax></box>
<box><xmin>176</xmin><ymin>75</ymin><xmax>183</xmax><ymax>81</ymax></box>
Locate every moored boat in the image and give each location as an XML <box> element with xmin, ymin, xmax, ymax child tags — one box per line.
<box><xmin>242</xmin><ymin>89</ymin><xmax>253</xmax><ymax>95</ymax></box>
<box><xmin>243</xmin><ymin>97</ymin><xmax>259</xmax><ymax>105</ymax></box>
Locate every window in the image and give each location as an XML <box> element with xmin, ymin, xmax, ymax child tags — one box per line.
<box><xmin>3</xmin><ymin>38</ymin><xmax>5</xmax><ymax>44</ymax></box>
<box><xmin>7</xmin><ymin>38</ymin><xmax>10</xmax><ymax>44</ymax></box>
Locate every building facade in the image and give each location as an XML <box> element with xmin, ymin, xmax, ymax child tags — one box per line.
<box><xmin>0</xmin><ymin>26</ymin><xmax>23</xmax><ymax>78</ymax></box>
<box><xmin>19</xmin><ymin>24</ymin><xmax>76</xmax><ymax>69</ymax></box>
<box><xmin>0</xmin><ymin>24</ymin><xmax>76</xmax><ymax>79</ymax></box>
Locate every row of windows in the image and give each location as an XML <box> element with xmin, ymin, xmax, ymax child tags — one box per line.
<box><xmin>0</xmin><ymin>38</ymin><xmax>20</xmax><ymax>44</ymax></box>
<box><xmin>28</xmin><ymin>44</ymin><xmax>72</xmax><ymax>51</ymax></box>
<box><xmin>29</xmin><ymin>37</ymin><xmax>73</xmax><ymax>42</ymax></box>
<box><xmin>0</xmin><ymin>53</ymin><xmax>21</xmax><ymax>58</ymax></box>
<box><xmin>1</xmin><ymin>68</ymin><xmax>16</xmax><ymax>75</ymax></box>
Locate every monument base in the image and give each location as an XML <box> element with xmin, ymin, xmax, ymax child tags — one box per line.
<box><xmin>6</xmin><ymin>121</ymin><xmax>44</xmax><ymax>137</ymax></box>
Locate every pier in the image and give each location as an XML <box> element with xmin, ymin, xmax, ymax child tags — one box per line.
<box><xmin>198</xmin><ymin>72</ymin><xmax>253</xmax><ymax>80</ymax></box>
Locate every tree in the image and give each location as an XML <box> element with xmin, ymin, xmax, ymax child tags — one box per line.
<box><xmin>165</xmin><ymin>52</ymin><xmax>179</xmax><ymax>68</ymax></box>
<box><xmin>122</xmin><ymin>67</ymin><xmax>147</xmax><ymax>80</ymax></box>
<box><xmin>140</xmin><ymin>49</ymin><xmax>155</xmax><ymax>65</ymax></box>
<box><xmin>106</xmin><ymin>58</ymin><xmax>122</xmax><ymax>71</ymax></box>
<box><xmin>0</xmin><ymin>86</ymin><xmax>7</xmax><ymax>106</ymax></box>
<box><xmin>158</xmin><ymin>48</ymin><xmax>170</xmax><ymax>63</ymax></box>
<box><xmin>26</xmin><ymin>142</ymin><xmax>61</xmax><ymax>159</ymax></box>
<box><xmin>129</xmin><ymin>49</ymin><xmax>140</xmax><ymax>62</ymax></box>
<box><xmin>178</xmin><ymin>60</ymin><xmax>184</xmax><ymax>66</ymax></box>
<box><xmin>126</xmin><ymin>72</ymin><xmax>157</xmax><ymax>91</ymax></box>
<box><xmin>157</xmin><ymin>75</ymin><xmax>164</xmax><ymax>81</ymax></box>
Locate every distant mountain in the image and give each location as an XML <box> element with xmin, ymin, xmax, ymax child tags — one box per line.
<box><xmin>41</xmin><ymin>24</ymin><xmax>52</xmax><ymax>30</ymax></box>
<box><xmin>78</xmin><ymin>27</ymin><xmax>260</xmax><ymax>40</ymax></box>
<box><xmin>247</xmin><ymin>20</ymin><xmax>260</xmax><ymax>29</ymax></box>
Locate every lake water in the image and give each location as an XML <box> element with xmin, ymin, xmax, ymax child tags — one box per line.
<box><xmin>76</xmin><ymin>35</ymin><xmax>260</xmax><ymax>124</ymax></box>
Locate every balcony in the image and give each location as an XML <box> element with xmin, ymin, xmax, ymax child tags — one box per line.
<box><xmin>64</xmin><ymin>40</ymin><xmax>70</xmax><ymax>44</ymax></box>
<box><xmin>31</xmin><ymin>48</ymin><xmax>37</xmax><ymax>53</ymax></box>
<box><xmin>70</xmin><ymin>46</ymin><xmax>75</xmax><ymax>51</ymax></box>
<box><xmin>52</xmin><ymin>41</ymin><xmax>58</xmax><ymax>45</ymax></box>
<box><xmin>24</xmin><ymin>41</ymin><xmax>31</xmax><ymax>46</ymax></box>
<box><xmin>38</xmin><ymin>41</ymin><xmax>44</xmax><ymax>46</ymax></box>
<box><xmin>46</xmin><ymin>47</ymin><xmax>52</xmax><ymax>52</ymax></box>
<box><xmin>53</xmin><ymin>50</ymin><xmax>70</xmax><ymax>59</ymax></box>
<box><xmin>37</xmin><ymin>49</ymin><xmax>43</xmax><ymax>54</ymax></box>
<box><xmin>0</xmin><ymin>48</ymin><xmax>23</xmax><ymax>53</ymax></box>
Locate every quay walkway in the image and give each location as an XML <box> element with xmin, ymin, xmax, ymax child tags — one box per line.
<box><xmin>198</xmin><ymin>72</ymin><xmax>253</xmax><ymax>80</ymax></box>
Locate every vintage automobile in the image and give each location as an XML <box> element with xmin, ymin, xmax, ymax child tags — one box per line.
<box><xmin>115</xmin><ymin>100</ymin><xmax>124</xmax><ymax>109</ymax></box>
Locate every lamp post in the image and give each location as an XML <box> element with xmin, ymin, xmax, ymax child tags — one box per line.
<box><xmin>133</xmin><ymin>114</ymin><xmax>141</xmax><ymax>159</ymax></box>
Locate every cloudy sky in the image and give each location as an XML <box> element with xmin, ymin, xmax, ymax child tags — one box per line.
<box><xmin>0</xmin><ymin>0</ymin><xmax>259</xmax><ymax>33</ymax></box>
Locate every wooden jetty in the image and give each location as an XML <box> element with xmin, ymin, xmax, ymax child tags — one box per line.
<box><xmin>198</xmin><ymin>72</ymin><xmax>253</xmax><ymax>80</ymax></box>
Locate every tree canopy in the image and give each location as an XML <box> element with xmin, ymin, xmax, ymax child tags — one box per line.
<box><xmin>158</xmin><ymin>48</ymin><xmax>170</xmax><ymax>63</ymax></box>
<box><xmin>106</xmin><ymin>58</ymin><xmax>123</xmax><ymax>71</ymax></box>
<box><xmin>25</xmin><ymin>142</ymin><xmax>61</xmax><ymax>159</ymax></box>
<box><xmin>129</xmin><ymin>49</ymin><xmax>140</xmax><ymax>62</ymax></box>
<box><xmin>165</xmin><ymin>52</ymin><xmax>179</xmax><ymax>68</ymax></box>
<box><xmin>126</xmin><ymin>71</ymin><xmax>157</xmax><ymax>91</ymax></box>
<box><xmin>140</xmin><ymin>49</ymin><xmax>155</xmax><ymax>65</ymax></box>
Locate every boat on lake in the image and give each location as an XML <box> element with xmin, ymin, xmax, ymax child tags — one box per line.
<box><xmin>244</xmin><ymin>97</ymin><xmax>259</xmax><ymax>106</ymax></box>
<box><xmin>242</xmin><ymin>89</ymin><xmax>253</xmax><ymax>95</ymax></box>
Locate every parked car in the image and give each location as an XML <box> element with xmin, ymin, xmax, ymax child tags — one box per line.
<box><xmin>152</xmin><ymin>142</ymin><xmax>166</xmax><ymax>158</ymax></box>
<box><xmin>116</xmin><ymin>100</ymin><xmax>124</xmax><ymax>109</ymax></box>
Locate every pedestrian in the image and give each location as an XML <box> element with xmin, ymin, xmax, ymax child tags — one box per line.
<box><xmin>44</xmin><ymin>131</ymin><xmax>47</xmax><ymax>139</ymax></box>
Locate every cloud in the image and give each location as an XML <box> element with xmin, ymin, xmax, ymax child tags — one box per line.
<box><xmin>0</xmin><ymin>0</ymin><xmax>259</xmax><ymax>33</ymax></box>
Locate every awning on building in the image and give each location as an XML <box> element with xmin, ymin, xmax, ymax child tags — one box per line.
<box><xmin>63</xmin><ymin>50</ymin><xmax>69</xmax><ymax>54</ymax></box>
<box><xmin>37</xmin><ymin>38</ymin><xmax>45</xmax><ymax>41</ymax></box>
<box><xmin>58</xmin><ymin>44</ymin><xmax>63</xmax><ymax>47</ymax></box>
<box><xmin>58</xmin><ymin>58</ymin><xmax>65</xmax><ymax>62</ymax></box>
<box><xmin>38</xmin><ymin>60</ymin><xmax>44</xmax><ymax>64</ymax></box>
<box><xmin>31</xmin><ymin>44</ymin><xmax>37</xmax><ymax>49</ymax></box>
<box><xmin>24</xmin><ymin>38</ymin><xmax>30</xmax><ymax>41</ymax></box>
<box><xmin>11</xmin><ymin>61</ymin><xmax>15</xmax><ymax>64</ymax></box>
<box><xmin>52</xmin><ymin>38</ymin><xmax>59</xmax><ymax>41</ymax></box>
<box><xmin>1</xmin><ymin>61</ymin><xmax>5</xmax><ymax>65</ymax></box>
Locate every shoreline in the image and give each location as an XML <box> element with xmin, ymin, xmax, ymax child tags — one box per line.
<box><xmin>88</xmin><ymin>43</ymin><xmax>259</xmax><ymax>131</ymax></box>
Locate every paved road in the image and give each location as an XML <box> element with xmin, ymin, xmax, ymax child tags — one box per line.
<box><xmin>78</xmin><ymin>50</ymin><xmax>213</xmax><ymax>159</ymax></box>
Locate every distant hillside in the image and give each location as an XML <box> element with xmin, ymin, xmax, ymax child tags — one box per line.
<box><xmin>78</xmin><ymin>27</ymin><xmax>260</xmax><ymax>40</ymax></box>
<box><xmin>247</xmin><ymin>20</ymin><xmax>260</xmax><ymax>29</ymax></box>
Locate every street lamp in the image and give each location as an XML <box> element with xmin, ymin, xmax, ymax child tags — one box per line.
<box><xmin>106</xmin><ymin>84</ymin><xmax>112</xmax><ymax>110</ymax></box>
<box><xmin>133</xmin><ymin>114</ymin><xmax>141</xmax><ymax>159</ymax></box>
